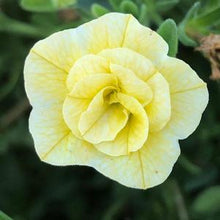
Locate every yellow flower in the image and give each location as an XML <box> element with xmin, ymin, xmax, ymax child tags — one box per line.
<box><xmin>24</xmin><ymin>13</ymin><xmax>208</xmax><ymax>189</ymax></box>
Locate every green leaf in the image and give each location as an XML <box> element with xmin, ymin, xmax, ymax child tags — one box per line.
<box><xmin>20</xmin><ymin>0</ymin><xmax>77</xmax><ymax>12</ymax></box>
<box><xmin>178</xmin><ymin>2</ymin><xmax>200</xmax><ymax>47</ymax></box>
<box><xmin>0</xmin><ymin>13</ymin><xmax>47</xmax><ymax>37</ymax></box>
<box><xmin>109</xmin><ymin>0</ymin><xmax>123</xmax><ymax>11</ymax></box>
<box><xmin>192</xmin><ymin>7</ymin><xmax>220</xmax><ymax>27</ymax></box>
<box><xmin>119</xmin><ymin>0</ymin><xmax>139</xmax><ymax>17</ymax></box>
<box><xmin>178</xmin><ymin>155</ymin><xmax>202</xmax><ymax>175</ymax></box>
<box><xmin>156</xmin><ymin>0</ymin><xmax>179</xmax><ymax>12</ymax></box>
<box><xmin>192</xmin><ymin>186</ymin><xmax>220</xmax><ymax>215</ymax></box>
<box><xmin>157</xmin><ymin>18</ymin><xmax>178</xmax><ymax>57</ymax></box>
<box><xmin>91</xmin><ymin>4</ymin><xmax>109</xmax><ymax>17</ymax></box>
<box><xmin>0</xmin><ymin>211</ymin><xmax>13</xmax><ymax>220</ymax></box>
<box><xmin>139</xmin><ymin>4</ymin><xmax>149</xmax><ymax>26</ymax></box>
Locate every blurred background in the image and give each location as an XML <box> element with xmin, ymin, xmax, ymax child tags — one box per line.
<box><xmin>0</xmin><ymin>0</ymin><xmax>220</xmax><ymax>219</ymax></box>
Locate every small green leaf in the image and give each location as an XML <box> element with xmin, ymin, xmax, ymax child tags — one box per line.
<box><xmin>109</xmin><ymin>0</ymin><xmax>123</xmax><ymax>11</ymax></box>
<box><xmin>0</xmin><ymin>13</ymin><xmax>47</xmax><ymax>37</ymax></box>
<box><xmin>119</xmin><ymin>0</ymin><xmax>139</xmax><ymax>17</ymax></box>
<box><xmin>192</xmin><ymin>7</ymin><xmax>220</xmax><ymax>27</ymax></box>
<box><xmin>91</xmin><ymin>4</ymin><xmax>109</xmax><ymax>18</ymax></box>
<box><xmin>139</xmin><ymin>4</ymin><xmax>149</xmax><ymax>26</ymax></box>
<box><xmin>192</xmin><ymin>186</ymin><xmax>220</xmax><ymax>215</ymax></box>
<box><xmin>157</xmin><ymin>18</ymin><xmax>178</xmax><ymax>57</ymax></box>
<box><xmin>20</xmin><ymin>0</ymin><xmax>77</xmax><ymax>12</ymax></box>
<box><xmin>0</xmin><ymin>211</ymin><xmax>13</xmax><ymax>220</ymax></box>
<box><xmin>156</xmin><ymin>0</ymin><xmax>179</xmax><ymax>12</ymax></box>
<box><xmin>178</xmin><ymin>2</ymin><xmax>200</xmax><ymax>47</ymax></box>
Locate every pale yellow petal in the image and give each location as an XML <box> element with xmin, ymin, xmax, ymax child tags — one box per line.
<box><xmin>165</xmin><ymin>86</ymin><xmax>208</xmax><ymax>139</ymax></box>
<box><xmin>95</xmin><ymin>93</ymin><xmax>149</xmax><ymax>156</ymax></box>
<box><xmin>29</xmin><ymin>103</ymin><xmax>70</xmax><ymax>158</ymax></box>
<box><xmin>29</xmin><ymin>103</ymin><xmax>97</xmax><ymax>165</ymax></box>
<box><xmin>84</xmin><ymin>13</ymin><xmax>131</xmax><ymax>52</ymax></box>
<box><xmin>122</xmin><ymin>15</ymin><xmax>168</xmax><ymax>64</ymax></box>
<box><xmin>157</xmin><ymin>56</ymin><xmax>209</xmax><ymax>138</ymax></box>
<box><xmin>146</xmin><ymin>73</ymin><xmax>171</xmax><ymax>132</ymax></box>
<box><xmin>99</xmin><ymin>48</ymin><xmax>155</xmax><ymax>81</ymax></box>
<box><xmin>29</xmin><ymin>13</ymin><xmax>131</xmax><ymax>75</ymax></box>
<box><xmin>24</xmin><ymin>52</ymin><xmax>67</xmax><ymax>108</ymax></box>
<box><xmin>66</xmin><ymin>55</ymin><xmax>110</xmax><ymax>91</ymax></box>
<box><xmin>63</xmin><ymin>74</ymin><xmax>118</xmax><ymax>139</ymax></box>
<box><xmin>137</xmin><ymin>132</ymin><xmax>180</xmax><ymax>188</ymax></box>
<box><xmin>110</xmin><ymin>64</ymin><xmax>153</xmax><ymax>106</ymax></box>
<box><xmin>30</xmin><ymin>28</ymin><xmax>90</xmax><ymax>73</ymax></box>
<box><xmin>70</xmin><ymin>73</ymin><xmax>117</xmax><ymax>99</ymax></box>
<box><xmin>79</xmin><ymin>88</ymin><xmax>128</xmax><ymax>144</ymax></box>
<box><xmin>90</xmin><ymin>132</ymin><xmax>180</xmax><ymax>189</ymax></box>
<box><xmin>63</xmin><ymin>95</ymin><xmax>91</xmax><ymax>139</ymax></box>
<box><xmin>158</xmin><ymin>56</ymin><xmax>206</xmax><ymax>93</ymax></box>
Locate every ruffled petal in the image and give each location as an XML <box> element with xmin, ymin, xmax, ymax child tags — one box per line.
<box><xmin>158</xmin><ymin>56</ymin><xmax>207</xmax><ymax>93</ymax></box>
<box><xmin>122</xmin><ymin>15</ymin><xmax>168</xmax><ymax>64</ymax></box>
<box><xmin>99</xmin><ymin>48</ymin><xmax>155</xmax><ymax>81</ymax></box>
<box><xmin>69</xmin><ymin>73</ymin><xmax>117</xmax><ymax>99</ymax></box>
<box><xmin>90</xmin><ymin>132</ymin><xmax>180</xmax><ymax>189</ymax></box>
<box><xmin>94</xmin><ymin>93</ymin><xmax>148</xmax><ymax>156</ymax></box>
<box><xmin>63</xmin><ymin>74</ymin><xmax>118</xmax><ymax>139</ymax></box>
<box><xmin>24</xmin><ymin>52</ymin><xmax>67</xmax><ymax>108</ymax></box>
<box><xmin>66</xmin><ymin>55</ymin><xmax>109</xmax><ymax>91</ymax></box>
<box><xmin>146</xmin><ymin>73</ymin><xmax>171</xmax><ymax>132</ymax></box>
<box><xmin>165</xmin><ymin>86</ymin><xmax>208</xmax><ymax>139</ymax></box>
<box><xmin>158</xmin><ymin>56</ymin><xmax>209</xmax><ymax>138</ymax></box>
<box><xmin>110</xmin><ymin>64</ymin><xmax>153</xmax><ymax>106</ymax></box>
<box><xmin>78</xmin><ymin>88</ymin><xmax>128</xmax><ymax>144</ymax></box>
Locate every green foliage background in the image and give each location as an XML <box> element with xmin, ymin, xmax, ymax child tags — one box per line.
<box><xmin>0</xmin><ymin>0</ymin><xmax>220</xmax><ymax>219</ymax></box>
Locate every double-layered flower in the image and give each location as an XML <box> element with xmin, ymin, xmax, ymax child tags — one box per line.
<box><xmin>24</xmin><ymin>13</ymin><xmax>208</xmax><ymax>189</ymax></box>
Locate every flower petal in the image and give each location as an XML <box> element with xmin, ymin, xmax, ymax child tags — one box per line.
<box><xmin>91</xmin><ymin>132</ymin><xmax>180</xmax><ymax>189</ymax></box>
<box><xmin>99</xmin><ymin>48</ymin><xmax>155</xmax><ymax>81</ymax></box>
<box><xmin>63</xmin><ymin>74</ymin><xmax>118</xmax><ymax>138</ymax></box>
<box><xmin>24</xmin><ymin>52</ymin><xmax>67</xmax><ymax>108</ymax></box>
<box><xmin>66</xmin><ymin>55</ymin><xmax>110</xmax><ymax>91</ymax></box>
<box><xmin>79</xmin><ymin>88</ymin><xmax>128</xmax><ymax>144</ymax></box>
<box><xmin>158</xmin><ymin>56</ymin><xmax>209</xmax><ymax>139</ymax></box>
<box><xmin>146</xmin><ymin>73</ymin><xmax>171</xmax><ymax>132</ymax></box>
<box><xmin>165</xmin><ymin>86</ymin><xmax>208</xmax><ymax>139</ymax></box>
<box><xmin>158</xmin><ymin>56</ymin><xmax>206</xmax><ymax>93</ymax></box>
<box><xmin>110</xmin><ymin>64</ymin><xmax>153</xmax><ymax>106</ymax></box>
<box><xmin>29</xmin><ymin>13</ymin><xmax>131</xmax><ymax>75</ymax></box>
<box><xmin>84</xmin><ymin>13</ymin><xmax>131</xmax><ymax>52</ymax></box>
<box><xmin>122</xmin><ymin>15</ymin><xmax>168</xmax><ymax>64</ymax></box>
<box><xmin>29</xmin><ymin>103</ymin><xmax>70</xmax><ymax>159</ymax></box>
<box><xmin>94</xmin><ymin>93</ymin><xmax>149</xmax><ymax>156</ymax></box>
<box><xmin>63</xmin><ymin>95</ymin><xmax>91</xmax><ymax>139</ymax></box>
<box><xmin>30</xmin><ymin>28</ymin><xmax>89</xmax><ymax>73</ymax></box>
<box><xmin>136</xmin><ymin>132</ymin><xmax>180</xmax><ymax>188</ymax></box>
<box><xmin>69</xmin><ymin>73</ymin><xmax>118</xmax><ymax>99</ymax></box>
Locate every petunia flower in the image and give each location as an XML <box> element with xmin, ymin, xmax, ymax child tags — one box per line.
<box><xmin>24</xmin><ymin>13</ymin><xmax>208</xmax><ymax>189</ymax></box>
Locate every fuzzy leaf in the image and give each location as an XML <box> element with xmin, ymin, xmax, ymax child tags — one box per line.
<box><xmin>119</xmin><ymin>0</ymin><xmax>139</xmax><ymax>17</ymax></box>
<box><xmin>192</xmin><ymin>7</ymin><xmax>220</xmax><ymax>27</ymax></box>
<box><xmin>109</xmin><ymin>0</ymin><xmax>123</xmax><ymax>11</ymax></box>
<box><xmin>139</xmin><ymin>4</ymin><xmax>149</xmax><ymax>26</ymax></box>
<box><xmin>156</xmin><ymin>0</ymin><xmax>179</xmax><ymax>12</ymax></box>
<box><xmin>20</xmin><ymin>0</ymin><xmax>77</xmax><ymax>12</ymax></box>
<box><xmin>157</xmin><ymin>19</ymin><xmax>178</xmax><ymax>57</ymax></box>
<box><xmin>91</xmin><ymin>4</ymin><xmax>109</xmax><ymax>17</ymax></box>
<box><xmin>0</xmin><ymin>211</ymin><xmax>13</xmax><ymax>220</ymax></box>
<box><xmin>192</xmin><ymin>186</ymin><xmax>220</xmax><ymax>215</ymax></box>
<box><xmin>0</xmin><ymin>13</ymin><xmax>46</xmax><ymax>37</ymax></box>
<box><xmin>178</xmin><ymin>2</ymin><xmax>200</xmax><ymax>47</ymax></box>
